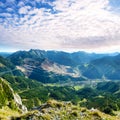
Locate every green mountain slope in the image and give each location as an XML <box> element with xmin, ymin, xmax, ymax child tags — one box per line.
<box><xmin>0</xmin><ymin>56</ymin><xmax>24</xmax><ymax>77</ymax></box>
<box><xmin>0</xmin><ymin>77</ymin><xmax>27</xmax><ymax>119</ymax></box>
<box><xmin>80</xmin><ymin>54</ymin><xmax>120</xmax><ymax>80</ymax></box>
<box><xmin>8</xmin><ymin>49</ymin><xmax>108</xmax><ymax>66</ymax></box>
<box><xmin>14</xmin><ymin>100</ymin><xmax>120</xmax><ymax>120</ymax></box>
<box><xmin>2</xmin><ymin>74</ymin><xmax>120</xmax><ymax>117</ymax></box>
<box><xmin>8</xmin><ymin>50</ymin><xmax>86</xmax><ymax>83</ymax></box>
<box><xmin>8</xmin><ymin>49</ymin><xmax>120</xmax><ymax>82</ymax></box>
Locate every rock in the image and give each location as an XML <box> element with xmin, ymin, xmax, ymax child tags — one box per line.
<box><xmin>14</xmin><ymin>93</ymin><xmax>27</xmax><ymax>113</ymax></box>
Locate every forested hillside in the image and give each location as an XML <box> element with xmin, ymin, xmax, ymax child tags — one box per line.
<box><xmin>7</xmin><ymin>49</ymin><xmax>120</xmax><ymax>83</ymax></box>
<box><xmin>0</xmin><ymin>50</ymin><xmax>120</xmax><ymax>119</ymax></box>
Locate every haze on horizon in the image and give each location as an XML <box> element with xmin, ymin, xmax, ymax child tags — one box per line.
<box><xmin>0</xmin><ymin>0</ymin><xmax>120</xmax><ymax>53</ymax></box>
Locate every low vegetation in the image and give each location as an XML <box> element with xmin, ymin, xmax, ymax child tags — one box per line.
<box><xmin>1</xmin><ymin>74</ymin><xmax>120</xmax><ymax>117</ymax></box>
<box><xmin>13</xmin><ymin>100</ymin><xmax>120</xmax><ymax>120</ymax></box>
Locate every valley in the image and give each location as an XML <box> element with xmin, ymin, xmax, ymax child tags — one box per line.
<box><xmin>0</xmin><ymin>50</ymin><xmax>120</xmax><ymax>119</ymax></box>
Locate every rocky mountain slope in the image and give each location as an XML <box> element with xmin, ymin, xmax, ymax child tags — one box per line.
<box><xmin>2</xmin><ymin>74</ymin><xmax>120</xmax><ymax>115</ymax></box>
<box><xmin>8</xmin><ymin>49</ymin><xmax>108</xmax><ymax>66</ymax></box>
<box><xmin>0</xmin><ymin>77</ymin><xmax>27</xmax><ymax>119</ymax></box>
<box><xmin>0</xmin><ymin>56</ymin><xmax>24</xmax><ymax>77</ymax></box>
<box><xmin>7</xmin><ymin>49</ymin><xmax>120</xmax><ymax>83</ymax></box>
<box><xmin>1</xmin><ymin>50</ymin><xmax>120</xmax><ymax>119</ymax></box>
<box><xmin>14</xmin><ymin>100</ymin><xmax>120</xmax><ymax>120</ymax></box>
<box><xmin>1</xmin><ymin>76</ymin><xmax>120</xmax><ymax>120</ymax></box>
<box><xmin>8</xmin><ymin>50</ymin><xmax>87</xmax><ymax>83</ymax></box>
<box><xmin>79</xmin><ymin>54</ymin><xmax>120</xmax><ymax>80</ymax></box>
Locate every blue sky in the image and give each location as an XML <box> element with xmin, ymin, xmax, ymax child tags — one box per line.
<box><xmin>0</xmin><ymin>0</ymin><xmax>120</xmax><ymax>53</ymax></box>
<box><xmin>110</xmin><ymin>0</ymin><xmax>120</xmax><ymax>8</ymax></box>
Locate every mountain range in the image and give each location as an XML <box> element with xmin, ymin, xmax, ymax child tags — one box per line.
<box><xmin>0</xmin><ymin>49</ymin><xmax>120</xmax><ymax>119</ymax></box>
<box><xmin>1</xmin><ymin>49</ymin><xmax>119</xmax><ymax>83</ymax></box>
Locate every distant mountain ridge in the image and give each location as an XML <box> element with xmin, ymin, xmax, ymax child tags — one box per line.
<box><xmin>80</xmin><ymin>54</ymin><xmax>120</xmax><ymax>80</ymax></box>
<box><xmin>8</xmin><ymin>49</ymin><xmax>114</xmax><ymax>66</ymax></box>
<box><xmin>0</xmin><ymin>56</ymin><xmax>24</xmax><ymax>77</ymax></box>
<box><xmin>5</xmin><ymin>49</ymin><xmax>120</xmax><ymax>82</ymax></box>
<box><xmin>0</xmin><ymin>52</ymin><xmax>12</xmax><ymax>57</ymax></box>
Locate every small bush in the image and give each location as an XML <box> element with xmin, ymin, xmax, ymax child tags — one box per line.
<box><xmin>103</xmin><ymin>106</ymin><xmax>113</xmax><ymax>115</ymax></box>
<box><xmin>9</xmin><ymin>100</ymin><xmax>18</xmax><ymax>110</ymax></box>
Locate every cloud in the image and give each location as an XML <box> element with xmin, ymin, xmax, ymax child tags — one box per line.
<box><xmin>0</xmin><ymin>13</ymin><xmax>12</xmax><ymax>17</ymax></box>
<box><xmin>17</xmin><ymin>1</ymin><xmax>26</xmax><ymax>7</ymax></box>
<box><xmin>19</xmin><ymin>6</ymin><xmax>31</xmax><ymax>14</ymax></box>
<box><xmin>0</xmin><ymin>0</ymin><xmax>120</xmax><ymax>52</ymax></box>
<box><xmin>6</xmin><ymin>8</ymin><xmax>14</xmax><ymax>12</ymax></box>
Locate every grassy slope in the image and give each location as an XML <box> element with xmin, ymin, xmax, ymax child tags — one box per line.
<box><xmin>0</xmin><ymin>107</ymin><xmax>20</xmax><ymax>120</ymax></box>
<box><xmin>1</xmin><ymin>75</ymin><xmax>120</xmax><ymax>119</ymax></box>
<box><xmin>14</xmin><ymin>100</ymin><xmax>120</xmax><ymax>120</ymax></box>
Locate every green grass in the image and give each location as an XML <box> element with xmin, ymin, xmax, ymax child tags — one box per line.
<box><xmin>0</xmin><ymin>106</ymin><xmax>21</xmax><ymax>120</ymax></box>
<box><xmin>13</xmin><ymin>100</ymin><xmax>120</xmax><ymax>120</ymax></box>
<box><xmin>74</xmin><ymin>85</ymin><xmax>84</xmax><ymax>90</ymax></box>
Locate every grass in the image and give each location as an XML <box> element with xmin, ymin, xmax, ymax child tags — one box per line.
<box><xmin>43</xmin><ymin>83</ymin><xmax>61</xmax><ymax>87</ymax></box>
<box><xmin>2</xmin><ymin>99</ymin><xmax>119</xmax><ymax>120</ymax></box>
<box><xmin>0</xmin><ymin>63</ymin><xmax>4</xmax><ymax>67</ymax></box>
<box><xmin>74</xmin><ymin>85</ymin><xmax>84</xmax><ymax>90</ymax></box>
<box><xmin>0</xmin><ymin>106</ymin><xmax>21</xmax><ymax>120</ymax></box>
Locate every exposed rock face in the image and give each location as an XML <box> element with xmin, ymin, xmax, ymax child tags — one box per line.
<box><xmin>41</xmin><ymin>59</ymin><xmax>80</xmax><ymax>77</ymax></box>
<box><xmin>14</xmin><ymin>93</ymin><xmax>27</xmax><ymax>113</ymax></box>
<box><xmin>14</xmin><ymin>93</ymin><xmax>22</xmax><ymax>105</ymax></box>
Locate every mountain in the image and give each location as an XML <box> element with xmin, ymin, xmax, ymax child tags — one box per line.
<box><xmin>8</xmin><ymin>49</ymin><xmax>115</xmax><ymax>83</ymax></box>
<box><xmin>0</xmin><ymin>76</ymin><xmax>120</xmax><ymax>119</ymax></box>
<box><xmin>80</xmin><ymin>54</ymin><xmax>120</xmax><ymax>80</ymax></box>
<box><xmin>0</xmin><ymin>56</ymin><xmax>24</xmax><ymax>77</ymax></box>
<box><xmin>1</xmin><ymin>49</ymin><xmax>120</xmax><ymax>119</ymax></box>
<box><xmin>1</xmin><ymin>75</ymin><xmax>120</xmax><ymax>119</ymax></box>
<box><xmin>2</xmin><ymin>72</ymin><xmax>120</xmax><ymax>116</ymax></box>
<box><xmin>8</xmin><ymin>49</ymin><xmax>120</xmax><ymax>83</ymax></box>
<box><xmin>8</xmin><ymin>49</ymin><xmax>110</xmax><ymax>66</ymax></box>
<box><xmin>0</xmin><ymin>52</ymin><xmax>12</xmax><ymax>58</ymax></box>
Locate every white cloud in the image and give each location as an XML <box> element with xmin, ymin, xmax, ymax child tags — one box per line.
<box><xmin>19</xmin><ymin>6</ymin><xmax>31</xmax><ymax>14</ymax></box>
<box><xmin>0</xmin><ymin>0</ymin><xmax>120</xmax><ymax>52</ymax></box>
<box><xmin>6</xmin><ymin>8</ymin><xmax>14</xmax><ymax>12</ymax></box>
<box><xmin>0</xmin><ymin>13</ymin><xmax>12</xmax><ymax>17</ymax></box>
<box><xmin>18</xmin><ymin>1</ymin><xmax>25</xmax><ymax>7</ymax></box>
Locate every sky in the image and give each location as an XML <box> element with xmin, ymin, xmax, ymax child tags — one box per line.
<box><xmin>0</xmin><ymin>0</ymin><xmax>120</xmax><ymax>53</ymax></box>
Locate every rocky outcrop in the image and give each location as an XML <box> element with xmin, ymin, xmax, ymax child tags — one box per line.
<box><xmin>14</xmin><ymin>100</ymin><xmax>119</xmax><ymax>120</ymax></box>
<box><xmin>13</xmin><ymin>93</ymin><xmax>27</xmax><ymax>113</ymax></box>
<box><xmin>0</xmin><ymin>77</ymin><xmax>27</xmax><ymax>113</ymax></box>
